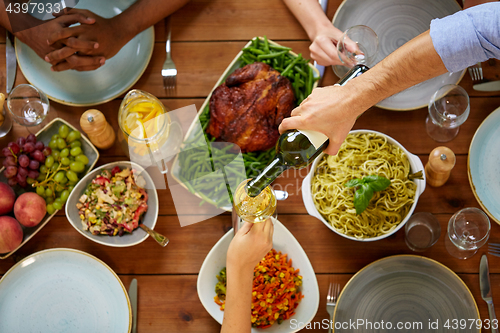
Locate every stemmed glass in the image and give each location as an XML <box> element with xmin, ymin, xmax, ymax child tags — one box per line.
<box><xmin>445</xmin><ymin>207</ymin><xmax>490</xmax><ymax>259</ymax></box>
<box><xmin>426</xmin><ymin>84</ymin><xmax>470</xmax><ymax>142</ymax></box>
<box><xmin>6</xmin><ymin>84</ymin><xmax>49</xmax><ymax>129</ymax></box>
<box><xmin>337</xmin><ymin>25</ymin><xmax>379</xmax><ymax>69</ymax></box>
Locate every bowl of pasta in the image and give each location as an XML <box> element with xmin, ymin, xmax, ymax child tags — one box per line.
<box><xmin>302</xmin><ymin>130</ymin><xmax>426</xmax><ymax>242</ymax></box>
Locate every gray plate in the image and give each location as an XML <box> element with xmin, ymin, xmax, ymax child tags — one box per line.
<box><xmin>332</xmin><ymin>0</ymin><xmax>464</xmax><ymax>111</ymax></box>
<box><xmin>333</xmin><ymin>255</ymin><xmax>479</xmax><ymax>333</ymax></box>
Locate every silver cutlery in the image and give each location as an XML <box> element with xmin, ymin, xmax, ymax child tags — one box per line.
<box><xmin>140</xmin><ymin>224</ymin><xmax>169</xmax><ymax>247</ymax></box>
<box><xmin>162</xmin><ymin>16</ymin><xmax>177</xmax><ymax>93</ymax></box>
<box><xmin>468</xmin><ymin>62</ymin><xmax>483</xmax><ymax>83</ymax></box>
<box><xmin>326</xmin><ymin>282</ymin><xmax>340</xmax><ymax>333</ymax></box>
<box><xmin>6</xmin><ymin>31</ymin><xmax>16</xmax><ymax>94</ymax></box>
<box><xmin>473</xmin><ymin>80</ymin><xmax>500</xmax><ymax>92</ymax></box>
<box><xmin>480</xmin><ymin>254</ymin><xmax>499</xmax><ymax>333</ymax></box>
<box><xmin>488</xmin><ymin>243</ymin><xmax>500</xmax><ymax>257</ymax></box>
<box><xmin>128</xmin><ymin>278</ymin><xmax>138</xmax><ymax>333</ymax></box>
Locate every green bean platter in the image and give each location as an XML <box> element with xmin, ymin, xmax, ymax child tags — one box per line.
<box><xmin>170</xmin><ymin>37</ymin><xmax>320</xmax><ymax>210</ymax></box>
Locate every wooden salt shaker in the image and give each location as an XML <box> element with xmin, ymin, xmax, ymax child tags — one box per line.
<box><xmin>425</xmin><ymin>146</ymin><xmax>456</xmax><ymax>187</ymax></box>
<box><xmin>80</xmin><ymin>109</ymin><xmax>116</xmax><ymax>149</ymax></box>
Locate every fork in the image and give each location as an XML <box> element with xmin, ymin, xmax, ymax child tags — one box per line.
<box><xmin>468</xmin><ymin>62</ymin><xmax>483</xmax><ymax>82</ymax></box>
<box><xmin>488</xmin><ymin>243</ymin><xmax>500</xmax><ymax>258</ymax></box>
<box><xmin>326</xmin><ymin>283</ymin><xmax>340</xmax><ymax>333</ymax></box>
<box><xmin>162</xmin><ymin>16</ymin><xmax>177</xmax><ymax>93</ymax></box>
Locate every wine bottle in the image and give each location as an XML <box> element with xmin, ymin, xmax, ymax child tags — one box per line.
<box><xmin>246</xmin><ymin>64</ymin><xmax>369</xmax><ymax>197</ymax></box>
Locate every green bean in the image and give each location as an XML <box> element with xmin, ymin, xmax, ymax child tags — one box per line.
<box><xmin>293</xmin><ymin>65</ymin><xmax>307</xmax><ymax>77</ymax></box>
<box><xmin>281</xmin><ymin>54</ymin><xmax>302</xmax><ymax>77</ymax></box>
<box><xmin>256</xmin><ymin>50</ymin><xmax>288</xmax><ymax>61</ymax></box>
<box><xmin>306</xmin><ymin>65</ymin><xmax>314</xmax><ymax>97</ymax></box>
<box><xmin>243</xmin><ymin>47</ymin><xmax>266</xmax><ymax>55</ymax></box>
<box><xmin>269</xmin><ymin>44</ymin><xmax>292</xmax><ymax>51</ymax></box>
<box><xmin>263</xmin><ymin>36</ymin><xmax>270</xmax><ymax>53</ymax></box>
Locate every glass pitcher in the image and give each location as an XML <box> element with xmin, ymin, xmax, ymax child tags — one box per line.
<box><xmin>118</xmin><ymin>89</ymin><xmax>182</xmax><ymax>174</ymax></box>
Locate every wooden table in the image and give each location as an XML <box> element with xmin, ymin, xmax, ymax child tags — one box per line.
<box><xmin>1</xmin><ymin>0</ymin><xmax>500</xmax><ymax>332</ymax></box>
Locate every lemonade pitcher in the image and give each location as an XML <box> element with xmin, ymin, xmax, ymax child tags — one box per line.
<box><xmin>118</xmin><ymin>89</ymin><xmax>182</xmax><ymax>174</ymax></box>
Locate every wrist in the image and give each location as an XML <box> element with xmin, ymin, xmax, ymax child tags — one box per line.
<box><xmin>110</xmin><ymin>14</ymin><xmax>137</xmax><ymax>44</ymax></box>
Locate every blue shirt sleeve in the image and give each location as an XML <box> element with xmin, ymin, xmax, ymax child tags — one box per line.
<box><xmin>430</xmin><ymin>3</ymin><xmax>500</xmax><ymax>72</ymax></box>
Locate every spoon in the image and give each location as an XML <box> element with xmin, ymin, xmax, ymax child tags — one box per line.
<box><xmin>140</xmin><ymin>224</ymin><xmax>169</xmax><ymax>247</ymax></box>
<box><xmin>274</xmin><ymin>190</ymin><xmax>289</xmax><ymax>201</ymax></box>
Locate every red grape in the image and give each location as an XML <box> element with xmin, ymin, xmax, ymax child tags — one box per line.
<box><xmin>8</xmin><ymin>142</ymin><xmax>20</xmax><ymax>155</ymax></box>
<box><xmin>8</xmin><ymin>178</ymin><xmax>17</xmax><ymax>187</ymax></box>
<box><xmin>34</xmin><ymin>141</ymin><xmax>44</xmax><ymax>151</ymax></box>
<box><xmin>18</xmin><ymin>166</ymin><xmax>28</xmax><ymax>178</ymax></box>
<box><xmin>18</xmin><ymin>154</ymin><xmax>30</xmax><ymax>168</ymax></box>
<box><xmin>29</xmin><ymin>159</ymin><xmax>40</xmax><ymax>170</ymax></box>
<box><xmin>42</xmin><ymin>147</ymin><xmax>52</xmax><ymax>157</ymax></box>
<box><xmin>4</xmin><ymin>166</ymin><xmax>17</xmax><ymax>178</ymax></box>
<box><xmin>16</xmin><ymin>137</ymin><xmax>26</xmax><ymax>147</ymax></box>
<box><xmin>2</xmin><ymin>147</ymin><xmax>12</xmax><ymax>157</ymax></box>
<box><xmin>16</xmin><ymin>172</ymin><xmax>27</xmax><ymax>187</ymax></box>
<box><xmin>32</xmin><ymin>150</ymin><xmax>45</xmax><ymax>163</ymax></box>
<box><xmin>27</xmin><ymin>170</ymin><xmax>39</xmax><ymax>179</ymax></box>
<box><xmin>23</xmin><ymin>142</ymin><xmax>35</xmax><ymax>153</ymax></box>
<box><xmin>26</xmin><ymin>133</ymin><xmax>37</xmax><ymax>144</ymax></box>
<box><xmin>3</xmin><ymin>156</ymin><xmax>16</xmax><ymax>167</ymax></box>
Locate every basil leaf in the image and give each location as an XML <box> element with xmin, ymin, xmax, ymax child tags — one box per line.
<box><xmin>362</xmin><ymin>175</ymin><xmax>380</xmax><ymax>183</ymax></box>
<box><xmin>368</xmin><ymin>176</ymin><xmax>391</xmax><ymax>192</ymax></box>
<box><xmin>345</xmin><ymin>178</ymin><xmax>363</xmax><ymax>188</ymax></box>
<box><xmin>354</xmin><ymin>183</ymin><xmax>373</xmax><ymax>215</ymax></box>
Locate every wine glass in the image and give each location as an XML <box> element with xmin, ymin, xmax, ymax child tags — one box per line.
<box><xmin>6</xmin><ymin>84</ymin><xmax>49</xmax><ymax>128</ymax></box>
<box><xmin>337</xmin><ymin>25</ymin><xmax>379</xmax><ymax>69</ymax></box>
<box><xmin>445</xmin><ymin>207</ymin><xmax>490</xmax><ymax>259</ymax></box>
<box><xmin>426</xmin><ymin>84</ymin><xmax>470</xmax><ymax>142</ymax></box>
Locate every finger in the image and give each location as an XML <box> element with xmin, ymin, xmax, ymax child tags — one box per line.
<box><xmin>324</xmin><ymin>142</ymin><xmax>342</xmax><ymax>156</ymax></box>
<box><xmin>52</xmin><ymin>55</ymin><xmax>105</xmax><ymax>71</ymax></box>
<box><xmin>50</xmin><ymin>61</ymin><xmax>73</xmax><ymax>72</ymax></box>
<box><xmin>319</xmin><ymin>38</ymin><xmax>340</xmax><ymax>64</ymax></box>
<box><xmin>237</xmin><ymin>221</ymin><xmax>254</xmax><ymax>235</ymax></box>
<box><xmin>47</xmin><ymin>26</ymin><xmax>80</xmax><ymax>45</ymax></box>
<box><xmin>45</xmin><ymin>46</ymin><xmax>78</xmax><ymax>65</ymax></box>
<box><xmin>310</xmin><ymin>43</ymin><xmax>336</xmax><ymax>67</ymax></box>
<box><xmin>65</xmin><ymin>37</ymin><xmax>99</xmax><ymax>51</ymax></box>
<box><xmin>263</xmin><ymin>218</ymin><xmax>273</xmax><ymax>237</ymax></box>
<box><xmin>58</xmin><ymin>12</ymin><xmax>95</xmax><ymax>26</ymax></box>
<box><xmin>290</xmin><ymin>106</ymin><xmax>303</xmax><ymax>117</ymax></box>
<box><xmin>278</xmin><ymin>116</ymin><xmax>305</xmax><ymax>134</ymax></box>
<box><xmin>73</xmin><ymin>64</ymin><xmax>104</xmax><ymax>71</ymax></box>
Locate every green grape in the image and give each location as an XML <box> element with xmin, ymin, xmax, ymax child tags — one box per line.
<box><xmin>40</xmin><ymin>165</ymin><xmax>48</xmax><ymax>174</ymax></box>
<box><xmin>70</xmin><ymin>141</ymin><xmax>82</xmax><ymax>148</ymax></box>
<box><xmin>45</xmin><ymin>196</ymin><xmax>54</xmax><ymax>204</ymax></box>
<box><xmin>45</xmin><ymin>188</ymin><xmax>53</xmax><ymax>197</ymax></box>
<box><xmin>61</xmin><ymin>157</ymin><xmax>71</xmax><ymax>166</ymax></box>
<box><xmin>46</xmin><ymin>204</ymin><xmax>56</xmax><ymax>215</ymax></box>
<box><xmin>70</xmin><ymin>147</ymin><xmax>82</xmax><ymax>156</ymax></box>
<box><xmin>69</xmin><ymin>161</ymin><xmax>85</xmax><ymax>173</ymax></box>
<box><xmin>48</xmin><ymin>140</ymin><xmax>58</xmax><ymax>149</ymax></box>
<box><xmin>26</xmin><ymin>177</ymin><xmax>35</xmax><ymax>185</ymax></box>
<box><xmin>55</xmin><ymin>183</ymin><xmax>65</xmax><ymax>192</ymax></box>
<box><xmin>59</xmin><ymin>177</ymin><xmax>68</xmax><ymax>185</ymax></box>
<box><xmin>36</xmin><ymin>186</ymin><xmax>45</xmax><ymax>196</ymax></box>
<box><xmin>67</xmin><ymin>185</ymin><xmax>75</xmax><ymax>192</ymax></box>
<box><xmin>58</xmin><ymin>125</ymin><xmax>69</xmax><ymax>139</ymax></box>
<box><xmin>37</xmin><ymin>173</ymin><xmax>46</xmax><ymax>181</ymax></box>
<box><xmin>51</xmin><ymin>134</ymin><xmax>60</xmax><ymax>141</ymax></box>
<box><xmin>54</xmin><ymin>171</ymin><xmax>65</xmax><ymax>183</ymax></box>
<box><xmin>66</xmin><ymin>170</ymin><xmax>79</xmax><ymax>182</ymax></box>
<box><xmin>53</xmin><ymin>202</ymin><xmax>63</xmax><ymax>210</ymax></box>
<box><xmin>68</xmin><ymin>180</ymin><xmax>78</xmax><ymax>186</ymax></box>
<box><xmin>67</xmin><ymin>131</ymin><xmax>81</xmax><ymax>143</ymax></box>
<box><xmin>51</xmin><ymin>162</ymin><xmax>60</xmax><ymax>172</ymax></box>
<box><xmin>51</xmin><ymin>150</ymin><xmax>61</xmax><ymax>160</ymax></box>
<box><xmin>60</xmin><ymin>190</ymin><xmax>70</xmax><ymax>203</ymax></box>
<box><xmin>57</xmin><ymin>138</ymin><xmax>66</xmax><ymax>150</ymax></box>
<box><xmin>75</xmin><ymin>154</ymin><xmax>89</xmax><ymax>165</ymax></box>
<box><xmin>60</xmin><ymin>148</ymin><xmax>70</xmax><ymax>157</ymax></box>
<box><xmin>45</xmin><ymin>156</ymin><xmax>55</xmax><ymax>168</ymax></box>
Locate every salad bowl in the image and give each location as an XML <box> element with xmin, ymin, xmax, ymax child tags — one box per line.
<box><xmin>65</xmin><ymin>161</ymin><xmax>159</xmax><ymax>247</ymax></box>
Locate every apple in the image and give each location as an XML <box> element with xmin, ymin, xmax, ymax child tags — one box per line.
<box><xmin>14</xmin><ymin>192</ymin><xmax>46</xmax><ymax>227</ymax></box>
<box><xmin>0</xmin><ymin>182</ymin><xmax>16</xmax><ymax>215</ymax></box>
<box><xmin>0</xmin><ymin>216</ymin><xmax>23</xmax><ymax>253</ymax></box>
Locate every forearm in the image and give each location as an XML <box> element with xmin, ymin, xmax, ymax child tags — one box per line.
<box><xmin>283</xmin><ymin>0</ymin><xmax>337</xmax><ymax>41</ymax></box>
<box><xmin>221</xmin><ymin>265</ymin><xmax>254</xmax><ymax>333</ymax></box>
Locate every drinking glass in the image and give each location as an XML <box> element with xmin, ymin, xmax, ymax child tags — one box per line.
<box><xmin>426</xmin><ymin>84</ymin><xmax>470</xmax><ymax>142</ymax></box>
<box><xmin>405</xmin><ymin>212</ymin><xmax>441</xmax><ymax>252</ymax></box>
<box><xmin>337</xmin><ymin>25</ymin><xmax>379</xmax><ymax>68</ymax></box>
<box><xmin>233</xmin><ymin>179</ymin><xmax>277</xmax><ymax>224</ymax></box>
<box><xmin>445</xmin><ymin>207</ymin><xmax>490</xmax><ymax>259</ymax></box>
<box><xmin>6</xmin><ymin>84</ymin><xmax>49</xmax><ymax>127</ymax></box>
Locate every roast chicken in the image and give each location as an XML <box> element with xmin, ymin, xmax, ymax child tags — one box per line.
<box><xmin>207</xmin><ymin>62</ymin><xmax>295</xmax><ymax>153</ymax></box>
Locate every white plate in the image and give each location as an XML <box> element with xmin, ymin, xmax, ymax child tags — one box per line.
<box><xmin>197</xmin><ymin>218</ymin><xmax>319</xmax><ymax>332</ymax></box>
<box><xmin>0</xmin><ymin>248</ymin><xmax>131</xmax><ymax>333</ymax></box>
<box><xmin>332</xmin><ymin>0</ymin><xmax>464</xmax><ymax>110</ymax></box>
<box><xmin>15</xmin><ymin>0</ymin><xmax>154</xmax><ymax>106</ymax></box>
<box><xmin>302</xmin><ymin>129</ymin><xmax>426</xmax><ymax>241</ymax></box>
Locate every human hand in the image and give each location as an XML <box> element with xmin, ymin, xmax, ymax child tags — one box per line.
<box><xmin>279</xmin><ymin>84</ymin><xmax>364</xmax><ymax>155</ymax></box>
<box><xmin>227</xmin><ymin>219</ymin><xmax>273</xmax><ymax>272</ymax></box>
<box><xmin>308</xmin><ymin>25</ymin><xmax>345</xmax><ymax>67</ymax></box>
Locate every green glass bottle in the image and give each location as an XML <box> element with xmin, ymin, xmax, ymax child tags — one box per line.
<box><xmin>246</xmin><ymin>64</ymin><xmax>369</xmax><ymax>197</ymax></box>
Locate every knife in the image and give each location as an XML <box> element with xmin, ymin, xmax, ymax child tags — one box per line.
<box><xmin>128</xmin><ymin>278</ymin><xmax>138</xmax><ymax>333</ymax></box>
<box><xmin>480</xmin><ymin>254</ymin><xmax>499</xmax><ymax>333</ymax></box>
<box><xmin>6</xmin><ymin>31</ymin><xmax>16</xmax><ymax>94</ymax></box>
<box><xmin>473</xmin><ymin>80</ymin><xmax>500</xmax><ymax>92</ymax></box>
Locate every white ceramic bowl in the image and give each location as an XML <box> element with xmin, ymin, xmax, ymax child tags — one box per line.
<box><xmin>302</xmin><ymin>130</ymin><xmax>426</xmax><ymax>242</ymax></box>
<box><xmin>197</xmin><ymin>218</ymin><xmax>319</xmax><ymax>332</ymax></box>
<box><xmin>65</xmin><ymin>161</ymin><xmax>159</xmax><ymax>247</ymax></box>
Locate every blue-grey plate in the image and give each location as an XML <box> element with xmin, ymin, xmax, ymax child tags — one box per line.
<box><xmin>0</xmin><ymin>248</ymin><xmax>131</xmax><ymax>333</ymax></box>
<box><xmin>332</xmin><ymin>0</ymin><xmax>464</xmax><ymax>111</ymax></box>
<box><xmin>468</xmin><ymin>106</ymin><xmax>500</xmax><ymax>224</ymax></box>
<box><xmin>65</xmin><ymin>161</ymin><xmax>159</xmax><ymax>247</ymax></box>
<box><xmin>15</xmin><ymin>0</ymin><xmax>154</xmax><ymax>106</ymax></box>
<box><xmin>333</xmin><ymin>255</ymin><xmax>479</xmax><ymax>333</ymax></box>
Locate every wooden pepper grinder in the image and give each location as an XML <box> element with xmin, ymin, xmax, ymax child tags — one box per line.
<box><xmin>80</xmin><ymin>109</ymin><xmax>116</xmax><ymax>150</ymax></box>
<box><xmin>425</xmin><ymin>146</ymin><xmax>456</xmax><ymax>187</ymax></box>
